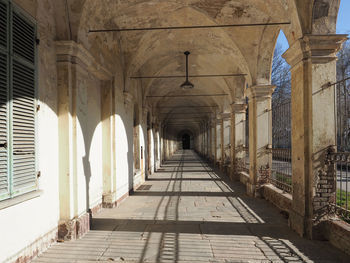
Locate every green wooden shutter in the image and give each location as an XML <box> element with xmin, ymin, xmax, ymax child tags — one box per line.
<box><xmin>0</xmin><ymin>0</ymin><xmax>9</xmax><ymax>200</ymax></box>
<box><xmin>11</xmin><ymin>10</ymin><xmax>37</xmax><ymax>196</ymax></box>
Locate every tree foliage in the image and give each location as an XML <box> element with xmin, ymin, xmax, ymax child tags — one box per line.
<box><xmin>271</xmin><ymin>44</ymin><xmax>291</xmax><ymax>105</ymax></box>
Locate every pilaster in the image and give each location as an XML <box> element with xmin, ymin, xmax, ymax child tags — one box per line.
<box><xmin>230</xmin><ymin>103</ymin><xmax>247</xmax><ymax>180</ymax></box>
<box><xmin>283</xmin><ymin>34</ymin><xmax>347</xmax><ymax>238</ymax></box>
<box><xmin>56</xmin><ymin>40</ymin><xmax>112</xmax><ymax>240</ymax></box>
<box><xmin>246</xmin><ymin>85</ymin><xmax>275</xmax><ymax>197</ymax></box>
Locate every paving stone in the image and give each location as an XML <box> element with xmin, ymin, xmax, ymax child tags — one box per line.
<box><xmin>32</xmin><ymin>151</ymin><xmax>350</xmax><ymax>263</ymax></box>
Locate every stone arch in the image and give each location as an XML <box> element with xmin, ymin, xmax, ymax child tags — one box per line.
<box><xmin>312</xmin><ymin>0</ymin><xmax>341</xmax><ymax>34</ymax></box>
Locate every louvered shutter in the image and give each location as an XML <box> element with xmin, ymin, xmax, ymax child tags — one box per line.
<box><xmin>0</xmin><ymin>0</ymin><xmax>9</xmax><ymax>200</ymax></box>
<box><xmin>11</xmin><ymin>10</ymin><xmax>37</xmax><ymax>196</ymax></box>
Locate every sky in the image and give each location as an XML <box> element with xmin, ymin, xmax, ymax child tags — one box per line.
<box><xmin>277</xmin><ymin>0</ymin><xmax>350</xmax><ymax>53</ymax></box>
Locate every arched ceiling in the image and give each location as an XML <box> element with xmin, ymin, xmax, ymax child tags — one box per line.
<box><xmin>52</xmin><ymin>0</ymin><xmax>339</xmax><ymax>136</ymax></box>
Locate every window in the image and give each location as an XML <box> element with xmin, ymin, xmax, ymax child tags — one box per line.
<box><xmin>0</xmin><ymin>0</ymin><xmax>37</xmax><ymax>201</ymax></box>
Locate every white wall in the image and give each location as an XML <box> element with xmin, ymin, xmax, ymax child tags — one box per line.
<box><xmin>115</xmin><ymin>91</ymin><xmax>133</xmax><ymax>198</ymax></box>
<box><xmin>76</xmin><ymin>69</ymin><xmax>103</xmax><ymax>214</ymax></box>
<box><xmin>0</xmin><ymin>1</ymin><xmax>60</xmax><ymax>262</ymax></box>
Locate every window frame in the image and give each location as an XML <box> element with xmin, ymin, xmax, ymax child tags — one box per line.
<box><xmin>0</xmin><ymin>0</ymin><xmax>38</xmax><ymax>202</ymax></box>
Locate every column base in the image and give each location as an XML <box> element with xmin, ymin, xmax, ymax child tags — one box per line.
<box><xmin>246</xmin><ymin>182</ymin><xmax>263</xmax><ymax>198</ymax></box>
<box><xmin>289</xmin><ymin>209</ymin><xmax>310</xmax><ymax>238</ymax></box>
<box><xmin>103</xmin><ymin>191</ymin><xmax>129</xmax><ymax>208</ymax></box>
<box><xmin>58</xmin><ymin>212</ymin><xmax>90</xmax><ymax>241</ymax></box>
<box><xmin>231</xmin><ymin>172</ymin><xmax>240</xmax><ymax>182</ymax></box>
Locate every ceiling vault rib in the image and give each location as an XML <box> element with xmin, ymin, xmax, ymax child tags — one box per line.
<box><xmin>157</xmin><ymin>106</ymin><xmax>217</xmax><ymax>108</ymax></box>
<box><xmin>147</xmin><ymin>94</ymin><xmax>227</xmax><ymax>98</ymax></box>
<box><xmin>89</xmin><ymin>22</ymin><xmax>291</xmax><ymax>33</ymax></box>
<box><xmin>159</xmin><ymin>112</ymin><xmax>213</xmax><ymax>114</ymax></box>
<box><xmin>131</xmin><ymin>74</ymin><xmax>246</xmax><ymax>79</ymax></box>
<box><xmin>165</xmin><ymin>117</ymin><xmax>208</xmax><ymax>119</ymax></box>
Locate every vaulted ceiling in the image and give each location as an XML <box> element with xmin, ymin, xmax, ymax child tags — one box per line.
<box><xmin>50</xmin><ymin>0</ymin><xmax>339</xmax><ymax>135</ymax></box>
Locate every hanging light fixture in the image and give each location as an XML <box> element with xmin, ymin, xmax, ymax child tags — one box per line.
<box><xmin>180</xmin><ymin>51</ymin><xmax>194</xmax><ymax>90</ymax></box>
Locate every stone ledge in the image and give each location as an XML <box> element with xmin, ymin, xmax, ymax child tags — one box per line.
<box><xmin>262</xmin><ymin>184</ymin><xmax>292</xmax><ymax>213</ymax></box>
<box><xmin>0</xmin><ymin>190</ymin><xmax>43</xmax><ymax>210</ymax></box>
<box><xmin>319</xmin><ymin>219</ymin><xmax>350</xmax><ymax>256</ymax></box>
<box><xmin>239</xmin><ymin>171</ymin><xmax>250</xmax><ymax>185</ymax></box>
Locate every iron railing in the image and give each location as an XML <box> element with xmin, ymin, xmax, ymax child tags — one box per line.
<box><xmin>336</xmin><ymin>79</ymin><xmax>350</xmax><ymax>152</ymax></box>
<box><xmin>237</xmin><ymin>146</ymin><xmax>249</xmax><ymax>174</ymax></box>
<box><xmin>237</xmin><ymin>108</ymin><xmax>250</xmax><ymax>174</ymax></box>
<box><xmin>333</xmin><ymin>79</ymin><xmax>350</xmax><ymax>221</ymax></box>
<box><xmin>328</xmin><ymin>151</ymin><xmax>350</xmax><ymax>221</ymax></box>
<box><xmin>271</xmin><ymin>100</ymin><xmax>292</xmax><ymax>193</ymax></box>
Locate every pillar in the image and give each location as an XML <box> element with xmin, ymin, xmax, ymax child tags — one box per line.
<box><xmin>56</xmin><ymin>41</ymin><xmax>112</xmax><ymax>240</ymax></box>
<box><xmin>101</xmin><ymin>80</ymin><xmax>117</xmax><ymax>208</ymax></box>
<box><xmin>283</xmin><ymin>34</ymin><xmax>347</xmax><ymax>238</ymax></box>
<box><xmin>210</xmin><ymin>117</ymin><xmax>216</xmax><ymax>163</ymax></box>
<box><xmin>221</xmin><ymin>113</ymin><xmax>231</xmax><ymax>173</ymax></box>
<box><xmin>246</xmin><ymin>85</ymin><xmax>275</xmax><ymax>197</ymax></box>
<box><xmin>230</xmin><ymin>103</ymin><xmax>247</xmax><ymax>180</ymax></box>
<box><xmin>216</xmin><ymin>116</ymin><xmax>221</xmax><ymax>167</ymax></box>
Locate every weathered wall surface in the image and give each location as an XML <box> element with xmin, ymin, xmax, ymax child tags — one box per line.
<box><xmin>114</xmin><ymin>88</ymin><xmax>133</xmax><ymax>199</ymax></box>
<box><xmin>0</xmin><ymin>0</ymin><xmax>60</xmax><ymax>262</ymax></box>
<box><xmin>76</xmin><ymin>68</ymin><xmax>103</xmax><ymax>213</ymax></box>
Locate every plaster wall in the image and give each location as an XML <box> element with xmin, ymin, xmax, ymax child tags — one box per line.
<box><xmin>76</xmin><ymin>68</ymin><xmax>103</xmax><ymax>214</ymax></box>
<box><xmin>0</xmin><ymin>0</ymin><xmax>60</xmax><ymax>262</ymax></box>
<box><xmin>149</xmin><ymin>128</ymin><xmax>155</xmax><ymax>174</ymax></box>
<box><xmin>114</xmin><ymin>89</ymin><xmax>134</xmax><ymax>197</ymax></box>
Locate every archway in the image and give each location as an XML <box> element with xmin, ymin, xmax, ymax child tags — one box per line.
<box><xmin>182</xmin><ymin>134</ymin><xmax>191</xmax><ymax>150</ymax></box>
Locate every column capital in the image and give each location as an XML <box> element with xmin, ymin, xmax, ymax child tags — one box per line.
<box><xmin>123</xmin><ymin>91</ymin><xmax>134</xmax><ymax>107</ymax></box>
<box><xmin>219</xmin><ymin>112</ymin><xmax>231</xmax><ymax>120</ymax></box>
<box><xmin>55</xmin><ymin>40</ymin><xmax>112</xmax><ymax>80</ymax></box>
<box><xmin>231</xmin><ymin>103</ymin><xmax>247</xmax><ymax>114</ymax></box>
<box><xmin>283</xmin><ymin>34</ymin><xmax>347</xmax><ymax>68</ymax></box>
<box><xmin>246</xmin><ymin>85</ymin><xmax>275</xmax><ymax>101</ymax></box>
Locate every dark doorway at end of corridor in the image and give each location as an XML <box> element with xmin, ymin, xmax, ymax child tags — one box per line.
<box><xmin>182</xmin><ymin>134</ymin><xmax>190</xmax><ymax>149</ymax></box>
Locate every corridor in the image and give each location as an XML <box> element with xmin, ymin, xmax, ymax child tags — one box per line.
<box><xmin>33</xmin><ymin>151</ymin><xmax>348</xmax><ymax>263</ymax></box>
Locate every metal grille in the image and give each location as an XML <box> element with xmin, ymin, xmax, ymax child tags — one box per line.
<box><xmin>0</xmin><ymin>52</ymin><xmax>8</xmax><ymax>197</ymax></box>
<box><xmin>334</xmin><ymin>80</ymin><xmax>350</xmax><ymax>221</ymax></box>
<box><xmin>336</xmin><ymin>81</ymin><xmax>350</xmax><ymax>152</ymax></box>
<box><xmin>12</xmin><ymin>12</ymin><xmax>35</xmax><ymax>64</ymax></box>
<box><xmin>0</xmin><ymin>1</ymin><xmax>7</xmax><ymax>49</ymax></box>
<box><xmin>12</xmin><ymin>60</ymin><xmax>36</xmax><ymax>194</ymax></box>
<box><xmin>271</xmin><ymin>100</ymin><xmax>292</xmax><ymax>193</ymax></box>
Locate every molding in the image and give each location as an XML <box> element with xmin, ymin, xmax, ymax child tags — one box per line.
<box><xmin>283</xmin><ymin>34</ymin><xmax>348</xmax><ymax>68</ymax></box>
<box><xmin>123</xmin><ymin>91</ymin><xmax>134</xmax><ymax>107</ymax></box>
<box><xmin>220</xmin><ymin>112</ymin><xmax>231</xmax><ymax>120</ymax></box>
<box><xmin>55</xmin><ymin>41</ymin><xmax>112</xmax><ymax>80</ymax></box>
<box><xmin>142</xmin><ymin>107</ymin><xmax>149</xmax><ymax>120</ymax></box>
<box><xmin>0</xmin><ymin>190</ymin><xmax>43</xmax><ymax>210</ymax></box>
<box><xmin>231</xmin><ymin>103</ymin><xmax>247</xmax><ymax>114</ymax></box>
<box><xmin>246</xmin><ymin>85</ymin><xmax>275</xmax><ymax>101</ymax></box>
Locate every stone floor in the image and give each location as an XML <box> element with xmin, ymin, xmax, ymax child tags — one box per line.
<box><xmin>33</xmin><ymin>150</ymin><xmax>349</xmax><ymax>263</ymax></box>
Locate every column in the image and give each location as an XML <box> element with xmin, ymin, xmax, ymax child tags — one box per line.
<box><xmin>221</xmin><ymin>113</ymin><xmax>231</xmax><ymax>173</ymax></box>
<box><xmin>246</xmin><ymin>85</ymin><xmax>275</xmax><ymax>197</ymax></box>
<box><xmin>101</xmin><ymin>80</ymin><xmax>117</xmax><ymax>208</ymax></box>
<box><xmin>216</xmin><ymin>116</ymin><xmax>221</xmax><ymax>167</ymax></box>
<box><xmin>210</xmin><ymin>117</ymin><xmax>215</xmax><ymax>163</ymax></box>
<box><xmin>57</xmin><ymin>50</ymin><xmax>78</xmax><ymax>237</ymax></box>
<box><xmin>283</xmin><ymin>34</ymin><xmax>347</xmax><ymax>238</ymax></box>
<box><xmin>56</xmin><ymin>41</ymin><xmax>112</xmax><ymax>240</ymax></box>
<box><xmin>230</xmin><ymin>103</ymin><xmax>247</xmax><ymax>180</ymax></box>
